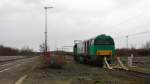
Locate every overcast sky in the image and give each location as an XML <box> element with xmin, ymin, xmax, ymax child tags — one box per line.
<box><xmin>0</xmin><ymin>0</ymin><xmax>150</xmax><ymax>51</ymax></box>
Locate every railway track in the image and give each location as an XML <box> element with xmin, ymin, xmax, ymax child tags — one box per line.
<box><xmin>119</xmin><ymin>69</ymin><xmax>150</xmax><ymax>79</ymax></box>
<box><xmin>107</xmin><ymin>68</ymin><xmax>150</xmax><ymax>80</ymax></box>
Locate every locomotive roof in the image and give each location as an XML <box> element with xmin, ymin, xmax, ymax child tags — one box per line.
<box><xmin>95</xmin><ymin>34</ymin><xmax>113</xmax><ymax>39</ymax></box>
<box><xmin>75</xmin><ymin>34</ymin><xmax>113</xmax><ymax>44</ymax></box>
<box><xmin>87</xmin><ymin>34</ymin><xmax>113</xmax><ymax>41</ymax></box>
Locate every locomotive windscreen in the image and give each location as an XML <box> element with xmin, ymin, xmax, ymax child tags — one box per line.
<box><xmin>94</xmin><ymin>39</ymin><xmax>114</xmax><ymax>45</ymax></box>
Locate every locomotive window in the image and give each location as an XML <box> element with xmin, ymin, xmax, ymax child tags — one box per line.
<box><xmin>94</xmin><ymin>39</ymin><xmax>114</xmax><ymax>45</ymax></box>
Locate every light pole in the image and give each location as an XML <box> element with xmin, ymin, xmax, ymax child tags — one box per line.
<box><xmin>44</xmin><ymin>6</ymin><xmax>53</xmax><ymax>52</ymax></box>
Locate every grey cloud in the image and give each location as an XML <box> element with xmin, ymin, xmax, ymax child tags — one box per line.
<box><xmin>0</xmin><ymin>0</ymin><xmax>150</xmax><ymax>51</ymax></box>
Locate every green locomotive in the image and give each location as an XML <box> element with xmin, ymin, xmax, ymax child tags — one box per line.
<box><xmin>73</xmin><ymin>34</ymin><xmax>115</xmax><ymax>67</ymax></box>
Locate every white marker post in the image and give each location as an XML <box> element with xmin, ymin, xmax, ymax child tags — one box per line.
<box><xmin>128</xmin><ymin>54</ymin><xmax>134</xmax><ymax>67</ymax></box>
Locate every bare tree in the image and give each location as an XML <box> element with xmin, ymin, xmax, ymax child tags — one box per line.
<box><xmin>20</xmin><ymin>46</ymin><xmax>34</xmax><ymax>56</ymax></box>
<box><xmin>142</xmin><ymin>42</ymin><xmax>150</xmax><ymax>50</ymax></box>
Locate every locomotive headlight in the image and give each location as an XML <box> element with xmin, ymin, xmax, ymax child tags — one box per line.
<box><xmin>96</xmin><ymin>50</ymin><xmax>112</xmax><ymax>55</ymax></box>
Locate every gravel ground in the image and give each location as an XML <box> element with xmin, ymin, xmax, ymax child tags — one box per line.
<box><xmin>23</xmin><ymin>57</ymin><xmax>150</xmax><ymax>84</ymax></box>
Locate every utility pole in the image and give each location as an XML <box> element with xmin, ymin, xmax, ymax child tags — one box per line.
<box><xmin>44</xmin><ymin>6</ymin><xmax>53</xmax><ymax>52</ymax></box>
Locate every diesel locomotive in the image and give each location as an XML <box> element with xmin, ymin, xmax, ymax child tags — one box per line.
<box><xmin>73</xmin><ymin>34</ymin><xmax>115</xmax><ymax>67</ymax></box>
